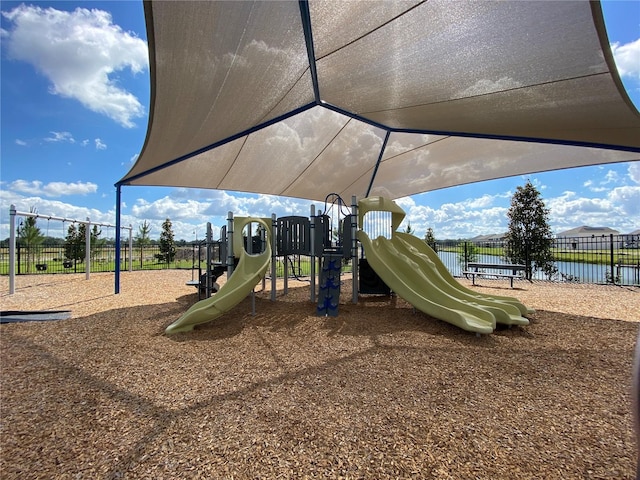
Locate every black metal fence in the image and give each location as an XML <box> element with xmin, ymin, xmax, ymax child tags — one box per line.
<box><xmin>433</xmin><ymin>234</ymin><xmax>639</xmax><ymax>286</ymax></box>
<box><xmin>1</xmin><ymin>244</ymin><xmax>198</xmax><ymax>275</ymax></box>
<box><xmin>3</xmin><ymin>234</ymin><xmax>639</xmax><ymax>286</ymax></box>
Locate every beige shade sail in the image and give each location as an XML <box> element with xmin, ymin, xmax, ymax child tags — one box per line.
<box><xmin>118</xmin><ymin>0</ymin><xmax>640</xmax><ymax>202</ymax></box>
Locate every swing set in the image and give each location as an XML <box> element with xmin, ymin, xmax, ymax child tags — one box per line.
<box><xmin>7</xmin><ymin>204</ymin><xmax>133</xmax><ymax>294</ymax></box>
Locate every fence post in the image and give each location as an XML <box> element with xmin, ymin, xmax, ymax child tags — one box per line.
<box><xmin>464</xmin><ymin>241</ymin><xmax>468</xmax><ymax>271</ymax></box>
<box><xmin>610</xmin><ymin>233</ymin><xmax>615</xmax><ymax>285</ymax></box>
<box><xmin>128</xmin><ymin>225</ymin><xmax>133</xmax><ymax>272</ymax></box>
<box><xmin>85</xmin><ymin>217</ymin><xmax>91</xmax><ymax>280</ymax></box>
<box><xmin>310</xmin><ymin>205</ymin><xmax>316</xmax><ymax>302</ymax></box>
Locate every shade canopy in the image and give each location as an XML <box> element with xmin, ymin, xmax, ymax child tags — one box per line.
<box><xmin>118</xmin><ymin>0</ymin><xmax>640</xmax><ymax>202</ymax></box>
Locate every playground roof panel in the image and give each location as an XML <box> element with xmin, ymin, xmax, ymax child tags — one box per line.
<box><xmin>119</xmin><ymin>0</ymin><xmax>640</xmax><ymax>202</ymax></box>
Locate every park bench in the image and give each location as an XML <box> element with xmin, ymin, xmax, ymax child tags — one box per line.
<box><xmin>463</xmin><ymin>262</ymin><xmax>526</xmax><ymax>288</ymax></box>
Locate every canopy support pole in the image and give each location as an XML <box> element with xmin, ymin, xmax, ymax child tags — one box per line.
<box><xmin>115</xmin><ymin>185</ymin><xmax>122</xmax><ymax>294</ymax></box>
<box><xmin>365</xmin><ymin>130</ymin><xmax>390</xmax><ymax>197</ymax></box>
<box><xmin>298</xmin><ymin>0</ymin><xmax>321</xmax><ymax>103</ymax></box>
<box><xmin>310</xmin><ymin>204</ymin><xmax>316</xmax><ymax>302</ymax></box>
<box><xmin>271</xmin><ymin>214</ymin><xmax>277</xmax><ymax>302</ymax></box>
<box><xmin>9</xmin><ymin>205</ymin><xmax>16</xmax><ymax>294</ymax></box>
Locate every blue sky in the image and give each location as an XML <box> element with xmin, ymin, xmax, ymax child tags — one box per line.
<box><xmin>1</xmin><ymin>1</ymin><xmax>639</xmax><ymax>241</ymax></box>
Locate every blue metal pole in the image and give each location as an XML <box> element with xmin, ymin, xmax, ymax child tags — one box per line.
<box><xmin>115</xmin><ymin>185</ymin><xmax>122</xmax><ymax>294</ymax></box>
<box><xmin>298</xmin><ymin>0</ymin><xmax>321</xmax><ymax>103</ymax></box>
<box><xmin>365</xmin><ymin>130</ymin><xmax>390</xmax><ymax>197</ymax></box>
<box><xmin>9</xmin><ymin>204</ymin><xmax>16</xmax><ymax>294</ymax></box>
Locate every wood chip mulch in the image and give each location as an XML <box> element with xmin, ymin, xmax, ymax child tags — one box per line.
<box><xmin>1</xmin><ymin>271</ymin><xmax>639</xmax><ymax>479</ymax></box>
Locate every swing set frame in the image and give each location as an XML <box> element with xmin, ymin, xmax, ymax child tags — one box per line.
<box><xmin>7</xmin><ymin>204</ymin><xmax>133</xmax><ymax>294</ymax></box>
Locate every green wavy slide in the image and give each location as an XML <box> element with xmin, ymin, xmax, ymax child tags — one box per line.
<box><xmin>396</xmin><ymin>232</ymin><xmax>534</xmax><ymax>317</ymax></box>
<box><xmin>165</xmin><ymin>217</ymin><xmax>271</xmax><ymax>335</ymax></box>
<box><xmin>358</xmin><ymin>230</ymin><xmax>532</xmax><ymax>334</ymax></box>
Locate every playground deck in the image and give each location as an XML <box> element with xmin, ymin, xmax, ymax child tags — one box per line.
<box><xmin>1</xmin><ymin>271</ymin><xmax>638</xmax><ymax>479</ymax></box>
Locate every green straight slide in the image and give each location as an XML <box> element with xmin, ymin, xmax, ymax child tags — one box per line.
<box><xmin>357</xmin><ymin>230</ymin><xmax>531</xmax><ymax>334</ymax></box>
<box><xmin>165</xmin><ymin>217</ymin><xmax>272</xmax><ymax>335</ymax></box>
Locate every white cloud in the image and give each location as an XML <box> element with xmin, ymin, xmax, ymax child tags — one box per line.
<box><xmin>46</xmin><ymin>181</ymin><xmax>98</xmax><ymax>196</ymax></box>
<box><xmin>2</xmin><ymin>4</ymin><xmax>148</xmax><ymax>128</ymax></box>
<box><xmin>7</xmin><ymin>179</ymin><xmax>98</xmax><ymax>197</ymax></box>
<box><xmin>131</xmin><ymin>191</ymin><xmax>312</xmax><ymax>223</ymax></box>
<box><xmin>602</xmin><ymin>169</ymin><xmax>620</xmax><ymax>184</ymax></box>
<box><xmin>81</xmin><ymin>139</ymin><xmax>90</xmax><ymax>147</ymax></box>
<box><xmin>95</xmin><ymin>138</ymin><xmax>107</xmax><ymax>150</ymax></box>
<box><xmin>44</xmin><ymin>131</ymin><xmax>75</xmax><ymax>143</ymax></box>
<box><xmin>15</xmin><ymin>139</ymin><xmax>26</xmax><ymax>146</ymax></box>
<box><xmin>464</xmin><ymin>194</ymin><xmax>496</xmax><ymax>209</ymax></box>
<box><xmin>608</xmin><ymin>185</ymin><xmax>640</xmax><ymax>216</ymax></box>
<box><xmin>132</xmin><ymin>196</ymin><xmax>202</xmax><ymax>221</ymax></box>
<box><xmin>628</xmin><ymin>162</ymin><xmax>640</xmax><ymax>184</ymax></box>
<box><xmin>396</xmin><ymin>194</ymin><xmax>510</xmax><ymax>239</ymax></box>
<box><xmin>117</xmin><ymin>190</ymin><xmax>317</xmax><ymax>240</ymax></box>
<box><xmin>547</xmin><ymin>184</ymin><xmax>640</xmax><ymax>232</ymax></box>
<box><xmin>611</xmin><ymin>39</ymin><xmax>640</xmax><ymax>80</ymax></box>
<box><xmin>123</xmin><ymin>153</ymin><xmax>139</xmax><ymax>166</ymax></box>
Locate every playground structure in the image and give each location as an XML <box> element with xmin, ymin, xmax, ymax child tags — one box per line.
<box><xmin>165</xmin><ymin>195</ymin><xmax>532</xmax><ymax>335</ymax></box>
<box><xmin>166</xmin><ymin>194</ymin><xmax>359</xmax><ymax>334</ymax></box>
<box><xmin>7</xmin><ymin>205</ymin><xmax>133</xmax><ymax>295</ymax></box>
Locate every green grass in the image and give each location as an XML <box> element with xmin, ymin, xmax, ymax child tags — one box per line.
<box><xmin>437</xmin><ymin>245</ymin><xmax>640</xmax><ymax>266</ymax></box>
<box><xmin>0</xmin><ymin>250</ymin><xmax>353</xmax><ymax>277</ymax></box>
<box><xmin>552</xmin><ymin>248</ymin><xmax>639</xmax><ymax>265</ymax></box>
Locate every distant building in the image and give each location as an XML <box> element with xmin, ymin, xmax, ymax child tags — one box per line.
<box><xmin>621</xmin><ymin>229</ymin><xmax>640</xmax><ymax>249</ymax></box>
<box><xmin>469</xmin><ymin>233</ymin><xmax>507</xmax><ymax>245</ymax></box>
<box><xmin>555</xmin><ymin>226</ymin><xmax>621</xmax><ymax>250</ymax></box>
<box><xmin>557</xmin><ymin>226</ymin><xmax>620</xmax><ymax>237</ymax></box>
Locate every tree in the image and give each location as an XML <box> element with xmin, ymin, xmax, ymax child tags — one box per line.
<box><xmin>504</xmin><ymin>180</ymin><xmax>556</xmax><ymax>279</ymax></box>
<box><xmin>65</xmin><ymin>223</ymin><xmax>84</xmax><ymax>261</ymax></box>
<box><xmin>135</xmin><ymin>220</ymin><xmax>152</xmax><ymax>267</ymax></box>
<box><xmin>17</xmin><ymin>208</ymin><xmax>44</xmax><ymax>247</ymax></box>
<box><xmin>64</xmin><ymin>223</ymin><xmax>104</xmax><ymax>263</ymax></box>
<box><xmin>17</xmin><ymin>207</ymin><xmax>44</xmax><ymax>271</ymax></box>
<box><xmin>158</xmin><ymin>218</ymin><xmax>176</xmax><ymax>265</ymax></box>
<box><xmin>424</xmin><ymin>227</ymin><xmax>437</xmax><ymax>252</ymax></box>
<box><xmin>89</xmin><ymin>225</ymin><xmax>105</xmax><ymax>261</ymax></box>
<box><xmin>403</xmin><ymin>222</ymin><xmax>414</xmax><ymax>235</ymax></box>
<box><xmin>458</xmin><ymin>241</ymin><xmax>478</xmax><ymax>269</ymax></box>
<box><xmin>135</xmin><ymin>220</ymin><xmax>152</xmax><ymax>247</ymax></box>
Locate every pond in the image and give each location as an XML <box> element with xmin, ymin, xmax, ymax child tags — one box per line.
<box><xmin>436</xmin><ymin>251</ymin><xmax>640</xmax><ymax>286</ymax></box>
